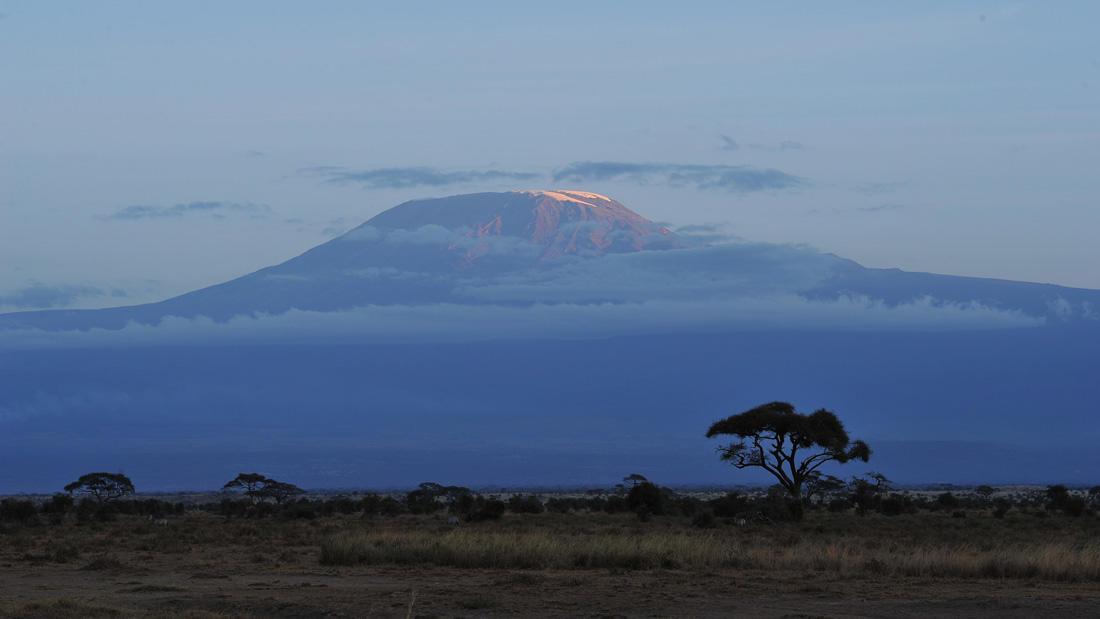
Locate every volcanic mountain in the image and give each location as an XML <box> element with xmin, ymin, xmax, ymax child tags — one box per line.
<box><xmin>1</xmin><ymin>189</ymin><xmax>1098</xmax><ymax>332</ymax></box>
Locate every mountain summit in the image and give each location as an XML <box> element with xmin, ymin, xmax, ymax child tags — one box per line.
<box><xmin>361</xmin><ymin>190</ymin><xmax>677</xmax><ymax>262</ymax></box>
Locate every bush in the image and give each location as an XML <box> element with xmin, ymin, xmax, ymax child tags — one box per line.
<box><xmin>75</xmin><ymin>499</ymin><xmax>118</xmax><ymax>523</ymax></box>
<box><xmin>1046</xmin><ymin>485</ymin><xmax>1088</xmax><ymax>517</ymax></box>
<box><xmin>467</xmin><ymin>498</ymin><xmax>507</xmax><ymax>522</ymax></box>
<box><xmin>279</xmin><ymin>501</ymin><xmax>317</xmax><ymax>520</ymax></box>
<box><xmin>937</xmin><ymin>492</ymin><xmax>960</xmax><ymax>510</ymax></box>
<box><xmin>709</xmin><ymin>492</ymin><xmax>749</xmax><ymax>518</ymax></box>
<box><xmin>603</xmin><ymin>496</ymin><xmax>630</xmax><ymax>514</ymax></box>
<box><xmin>760</xmin><ymin>487</ymin><xmax>802</xmax><ymax>522</ymax></box>
<box><xmin>40</xmin><ymin>494</ymin><xmax>74</xmax><ymax>515</ymax></box>
<box><xmin>361</xmin><ymin>494</ymin><xmax>405</xmax><ymax>517</ymax></box>
<box><xmin>545</xmin><ymin>497</ymin><xmax>587</xmax><ymax>513</ymax></box>
<box><xmin>405</xmin><ymin>490</ymin><xmax>444</xmax><ymax>514</ymax></box>
<box><xmin>507</xmin><ymin>495</ymin><xmax>545</xmax><ymax>514</ymax></box>
<box><xmin>877</xmin><ymin>494</ymin><xmax>915</xmax><ymax>517</ymax></box>
<box><xmin>0</xmin><ymin>499</ymin><xmax>39</xmax><ymax>525</ymax></box>
<box><xmin>627</xmin><ymin>482</ymin><xmax>668</xmax><ymax>516</ymax></box>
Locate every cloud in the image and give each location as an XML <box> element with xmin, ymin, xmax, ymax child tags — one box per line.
<box><xmin>718</xmin><ymin>134</ymin><xmax>740</xmax><ymax>151</ymax></box>
<box><xmin>673</xmin><ymin>223</ymin><xmax>743</xmax><ymax>245</ymax></box>
<box><xmin>0</xmin><ymin>283</ymin><xmax>116</xmax><ymax>310</ymax></box>
<box><xmin>0</xmin><ymin>294</ymin><xmax>1042</xmax><ymax>351</ymax></box>
<box><xmin>104</xmin><ymin>201</ymin><xmax>270</xmax><ymax>221</ymax></box>
<box><xmin>552</xmin><ymin>162</ymin><xmax>805</xmax><ymax>192</ymax></box>
<box><xmin>303</xmin><ymin>161</ymin><xmax>804</xmax><ymax>193</ymax></box>
<box><xmin>304</xmin><ymin>166</ymin><xmax>542</xmax><ymax>189</ymax></box>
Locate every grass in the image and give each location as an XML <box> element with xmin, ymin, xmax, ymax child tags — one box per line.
<box><xmin>4</xmin><ymin>510</ymin><xmax>1100</xmax><ymax>616</ymax></box>
<box><xmin>320</xmin><ymin>523</ymin><xmax>1100</xmax><ymax>581</ymax></box>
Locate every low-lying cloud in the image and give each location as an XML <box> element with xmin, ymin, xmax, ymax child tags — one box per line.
<box><xmin>105</xmin><ymin>201</ymin><xmax>270</xmax><ymax>221</ymax></box>
<box><xmin>552</xmin><ymin>162</ymin><xmax>805</xmax><ymax>192</ymax></box>
<box><xmin>0</xmin><ymin>294</ymin><xmax>1043</xmax><ymax>351</ymax></box>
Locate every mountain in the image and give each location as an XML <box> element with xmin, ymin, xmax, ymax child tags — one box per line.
<box><xmin>2</xmin><ymin>190</ymin><xmax>1099</xmax><ymax>491</ymax></box>
<box><xmin>1</xmin><ymin>189</ymin><xmax>1097</xmax><ymax>332</ymax></box>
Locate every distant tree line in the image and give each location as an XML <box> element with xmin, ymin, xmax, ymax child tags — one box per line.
<box><xmin>2</xmin><ymin>473</ymin><xmax>1097</xmax><ymax>529</ymax></box>
<box><xmin>0</xmin><ymin>402</ymin><xmax>1095</xmax><ymax>527</ymax></box>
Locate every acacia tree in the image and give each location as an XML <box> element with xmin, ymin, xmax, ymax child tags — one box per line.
<box><xmin>64</xmin><ymin>472</ymin><xmax>135</xmax><ymax>504</ymax></box>
<box><xmin>260</xmin><ymin>480</ymin><xmax>304</xmax><ymax>504</ymax></box>
<box><xmin>223</xmin><ymin>473</ymin><xmax>270</xmax><ymax>504</ymax></box>
<box><xmin>706</xmin><ymin>402</ymin><xmax>871</xmax><ymax>503</ymax></box>
<box><xmin>223</xmin><ymin>473</ymin><xmax>304</xmax><ymax>504</ymax></box>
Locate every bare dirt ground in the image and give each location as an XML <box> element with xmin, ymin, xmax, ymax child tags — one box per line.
<box><xmin>2</xmin><ymin>512</ymin><xmax>1099</xmax><ymax>618</ymax></box>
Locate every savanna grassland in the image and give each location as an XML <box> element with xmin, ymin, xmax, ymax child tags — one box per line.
<box><xmin>2</xmin><ymin>490</ymin><xmax>1100</xmax><ymax>618</ymax></box>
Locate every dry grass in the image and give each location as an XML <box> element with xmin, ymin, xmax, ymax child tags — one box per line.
<box><xmin>321</xmin><ymin>526</ymin><xmax>1100</xmax><ymax>581</ymax></box>
<box><xmin>4</xmin><ymin>511</ymin><xmax>1100</xmax><ymax>616</ymax></box>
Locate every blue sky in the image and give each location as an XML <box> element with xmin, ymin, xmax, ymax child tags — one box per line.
<box><xmin>2</xmin><ymin>1</ymin><xmax>1099</xmax><ymax>310</ymax></box>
